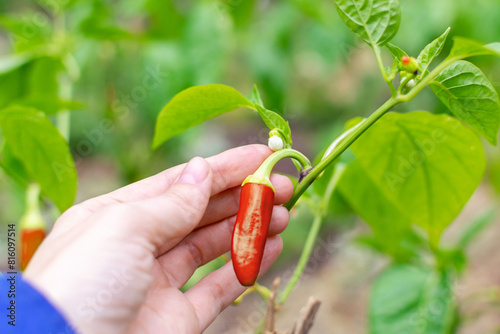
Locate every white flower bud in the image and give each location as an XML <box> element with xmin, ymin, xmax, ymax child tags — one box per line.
<box><xmin>268</xmin><ymin>135</ymin><xmax>284</xmax><ymax>151</ymax></box>
<box><xmin>405</xmin><ymin>78</ymin><xmax>415</xmax><ymax>89</ymax></box>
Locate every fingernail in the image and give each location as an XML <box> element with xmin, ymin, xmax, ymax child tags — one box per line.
<box><xmin>177</xmin><ymin>157</ymin><xmax>209</xmax><ymax>185</ymax></box>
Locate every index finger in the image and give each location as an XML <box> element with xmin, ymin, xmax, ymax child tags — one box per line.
<box><xmin>72</xmin><ymin>144</ymin><xmax>274</xmax><ymax>215</ymax></box>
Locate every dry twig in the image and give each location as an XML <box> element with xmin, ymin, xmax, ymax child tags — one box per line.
<box><xmin>264</xmin><ymin>277</ymin><xmax>281</xmax><ymax>333</ymax></box>
<box><xmin>291</xmin><ymin>297</ymin><xmax>321</xmax><ymax>334</ymax></box>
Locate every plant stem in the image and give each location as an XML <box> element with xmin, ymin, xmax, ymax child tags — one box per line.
<box><xmin>54</xmin><ymin>12</ymin><xmax>72</xmax><ymax>141</ymax></box>
<box><xmin>279</xmin><ymin>212</ymin><xmax>322</xmax><ymax>304</ymax></box>
<box><xmin>278</xmin><ymin>164</ymin><xmax>345</xmax><ymax>304</ymax></box>
<box><xmin>373</xmin><ymin>45</ymin><xmax>397</xmax><ymax>97</ymax></box>
<box><xmin>57</xmin><ymin>109</ymin><xmax>71</xmax><ymax>141</ymax></box>
<box><xmin>284</xmin><ymin>54</ymin><xmax>463</xmax><ymax>211</ymax></box>
<box><xmin>285</xmin><ymin>97</ymin><xmax>400</xmax><ymax>210</ymax></box>
<box><xmin>254</xmin><ymin>283</ymin><xmax>272</xmax><ymax>300</ymax></box>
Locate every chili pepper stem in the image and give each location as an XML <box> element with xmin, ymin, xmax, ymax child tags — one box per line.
<box><xmin>245</xmin><ymin>149</ymin><xmax>312</xmax><ymax>189</ymax></box>
<box><xmin>254</xmin><ymin>283</ymin><xmax>272</xmax><ymax>300</ymax></box>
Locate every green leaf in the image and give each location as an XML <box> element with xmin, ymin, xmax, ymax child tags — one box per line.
<box><xmin>0</xmin><ymin>61</ymin><xmax>28</xmax><ymax>109</ymax></box>
<box><xmin>436</xmin><ymin>248</ymin><xmax>467</xmax><ymax>274</ymax></box>
<box><xmin>247</xmin><ymin>84</ymin><xmax>264</xmax><ymax>106</ymax></box>
<box><xmin>417</xmin><ymin>27</ymin><xmax>450</xmax><ymax>74</ymax></box>
<box><xmin>457</xmin><ymin>207</ymin><xmax>496</xmax><ymax>248</ymax></box>
<box><xmin>182</xmin><ymin>1</ymin><xmax>231</xmax><ymax>85</ymax></box>
<box><xmin>385</xmin><ymin>43</ymin><xmax>407</xmax><ymax>62</ymax></box>
<box><xmin>447</xmin><ymin>37</ymin><xmax>500</xmax><ymax>60</ymax></box>
<box><xmin>430</xmin><ymin>60</ymin><xmax>500</xmax><ymax>145</ymax></box>
<box><xmin>0</xmin><ymin>56</ymin><xmax>77</xmax><ymax>114</ymax></box>
<box><xmin>351</xmin><ymin>112</ymin><xmax>485</xmax><ymax>244</ymax></box>
<box><xmin>36</xmin><ymin>0</ymin><xmax>78</xmax><ymax>12</ymax></box>
<box><xmin>153</xmin><ymin>84</ymin><xmax>254</xmax><ymax>148</ymax></box>
<box><xmin>0</xmin><ymin>13</ymin><xmax>51</xmax><ymax>52</ymax></box>
<box><xmin>354</xmin><ymin>230</ymin><xmax>425</xmax><ymax>262</ymax></box>
<box><xmin>24</xmin><ymin>57</ymin><xmax>66</xmax><ymax>114</ymax></box>
<box><xmin>334</xmin><ymin>0</ymin><xmax>401</xmax><ymax>46</ymax></box>
<box><xmin>370</xmin><ymin>264</ymin><xmax>456</xmax><ymax>334</ymax></box>
<box><xmin>0</xmin><ymin>143</ymin><xmax>29</xmax><ymax>187</ymax></box>
<box><xmin>0</xmin><ymin>106</ymin><xmax>77</xmax><ymax>211</ymax></box>
<box><xmin>226</xmin><ymin>0</ymin><xmax>258</xmax><ymax>27</ymax></box>
<box><xmin>255</xmin><ymin>104</ymin><xmax>292</xmax><ymax>146</ymax></box>
<box><xmin>0</xmin><ymin>52</ymin><xmax>35</xmax><ymax>75</ymax></box>
<box><xmin>338</xmin><ymin>161</ymin><xmax>415</xmax><ymax>258</ymax></box>
<box><xmin>79</xmin><ymin>0</ymin><xmax>133</xmax><ymax>40</ymax></box>
<box><xmin>490</xmin><ymin>156</ymin><xmax>500</xmax><ymax>195</ymax></box>
<box><xmin>145</xmin><ymin>0</ymin><xmax>185</xmax><ymax>39</ymax></box>
<box><xmin>339</xmin><ymin>161</ymin><xmax>410</xmax><ymax>236</ymax></box>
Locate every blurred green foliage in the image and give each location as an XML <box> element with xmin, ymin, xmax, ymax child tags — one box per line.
<box><xmin>0</xmin><ymin>0</ymin><xmax>499</xmax><ymax>263</ymax></box>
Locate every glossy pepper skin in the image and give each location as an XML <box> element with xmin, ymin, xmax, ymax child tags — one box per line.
<box><xmin>231</xmin><ymin>182</ymin><xmax>275</xmax><ymax>286</ymax></box>
<box><xmin>21</xmin><ymin>228</ymin><xmax>45</xmax><ymax>270</ymax></box>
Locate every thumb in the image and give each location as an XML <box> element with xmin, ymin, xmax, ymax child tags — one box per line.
<box><xmin>126</xmin><ymin>157</ymin><xmax>213</xmax><ymax>254</ymax></box>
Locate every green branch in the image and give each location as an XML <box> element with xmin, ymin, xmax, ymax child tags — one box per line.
<box><xmin>284</xmin><ymin>55</ymin><xmax>463</xmax><ymax>211</ymax></box>
<box><xmin>278</xmin><ymin>164</ymin><xmax>346</xmax><ymax>304</ymax></box>
<box><xmin>373</xmin><ymin>45</ymin><xmax>397</xmax><ymax>97</ymax></box>
<box><xmin>54</xmin><ymin>12</ymin><xmax>72</xmax><ymax>141</ymax></box>
<box><xmin>279</xmin><ymin>212</ymin><xmax>323</xmax><ymax>304</ymax></box>
<box><xmin>284</xmin><ymin>97</ymin><xmax>401</xmax><ymax>210</ymax></box>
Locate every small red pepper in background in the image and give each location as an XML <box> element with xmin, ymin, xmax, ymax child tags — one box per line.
<box><xmin>19</xmin><ymin>183</ymin><xmax>46</xmax><ymax>271</ymax></box>
<box><xmin>231</xmin><ymin>179</ymin><xmax>275</xmax><ymax>286</ymax></box>
<box><xmin>401</xmin><ymin>55</ymin><xmax>411</xmax><ymax>65</ymax></box>
<box><xmin>21</xmin><ymin>228</ymin><xmax>45</xmax><ymax>271</ymax></box>
<box><xmin>400</xmin><ymin>55</ymin><xmax>419</xmax><ymax>73</ymax></box>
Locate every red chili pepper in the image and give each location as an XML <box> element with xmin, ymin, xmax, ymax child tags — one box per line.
<box><xmin>21</xmin><ymin>228</ymin><xmax>45</xmax><ymax>271</ymax></box>
<box><xmin>230</xmin><ymin>148</ymin><xmax>311</xmax><ymax>286</ymax></box>
<box><xmin>19</xmin><ymin>184</ymin><xmax>46</xmax><ymax>271</ymax></box>
<box><xmin>231</xmin><ymin>181</ymin><xmax>275</xmax><ymax>286</ymax></box>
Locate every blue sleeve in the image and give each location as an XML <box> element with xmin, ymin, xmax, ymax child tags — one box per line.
<box><xmin>1</xmin><ymin>272</ymin><xmax>75</xmax><ymax>334</ymax></box>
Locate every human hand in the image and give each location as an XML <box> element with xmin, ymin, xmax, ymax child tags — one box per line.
<box><xmin>24</xmin><ymin>145</ymin><xmax>293</xmax><ymax>334</ymax></box>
